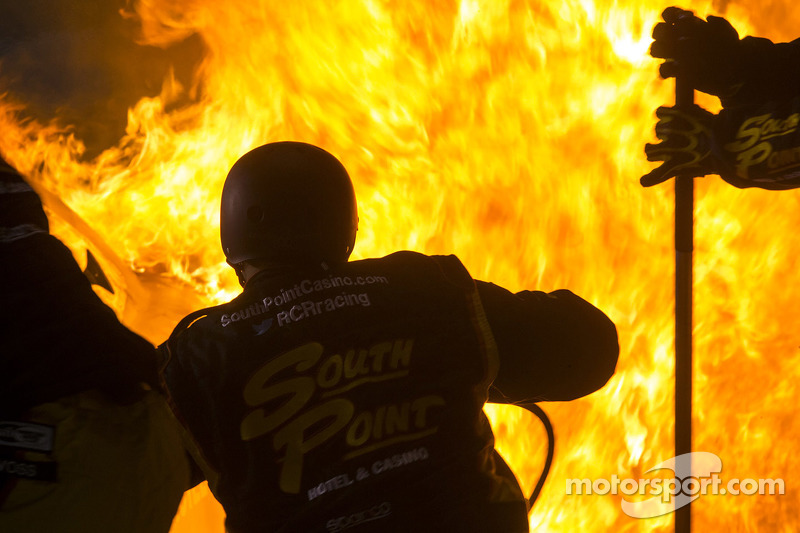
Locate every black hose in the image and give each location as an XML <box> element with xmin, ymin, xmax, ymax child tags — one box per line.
<box><xmin>521</xmin><ymin>403</ymin><xmax>555</xmax><ymax>510</ymax></box>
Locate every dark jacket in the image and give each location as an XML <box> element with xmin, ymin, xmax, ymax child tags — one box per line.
<box><xmin>161</xmin><ymin>251</ymin><xmax>618</xmax><ymax>533</ymax></box>
<box><xmin>0</xmin><ymin>161</ymin><xmax>188</xmax><ymax>532</ymax></box>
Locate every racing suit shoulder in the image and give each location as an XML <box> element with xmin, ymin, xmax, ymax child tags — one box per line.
<box><xmin>369</xmin><ymin>250</ymin><xmax>475</xmax><ymax>290</ymax></box>
<box><xmin>159</xmin><ymin>296</ymin><xmax>242</xmax><ymax>403</ymax></box>
<box><xmin>159</xmin><ymin>303</ymin><xmax>219</xmax><ymax>371</ymax></box>
<box><xmin>160</xmin><ymin>290</ymin><xmax>259</xmax><ymax>358</ymax></box>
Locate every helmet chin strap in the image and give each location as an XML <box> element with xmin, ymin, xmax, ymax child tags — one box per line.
<box><xmin>236</xmin><ymin>268</ymin><xmax>247</xmax><ymax>288</ymax></box>
<box><xmin>228</xmin><ymin>260</ymin><xmax>248</xmax><ymax>288</ymax></box>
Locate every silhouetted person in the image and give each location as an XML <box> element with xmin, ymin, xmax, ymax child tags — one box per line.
<box><xmin>0</xmin><ymin>156</ymin><xmax>189</xmax><ymax>532</ymax></box>
<box><xmin>159</xmin><ymin>141</ymin><xmax>619</xmax><ymax>533</ymax></box>
<box><xmin>641</xmin><ymin>6</ymin><xmax>800</xmax><ymax>190</ymax></box>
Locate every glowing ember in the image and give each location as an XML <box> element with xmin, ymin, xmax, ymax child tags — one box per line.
<box><xmin>1</xmin><ymin>1</ymin><xmax>798</xmax><ymax>531</ymax></box>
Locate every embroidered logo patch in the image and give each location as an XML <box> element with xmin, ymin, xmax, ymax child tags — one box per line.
<box><xmin>0</xmin><ymin>421</ymin><xmax>55</xmax><ymax>452</ymax></box>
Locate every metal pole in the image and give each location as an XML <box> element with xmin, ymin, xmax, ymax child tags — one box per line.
<box><xmin>674</xmin><ymin>79</ymin><xmax>694</xmax><ymax>533</ymax></box>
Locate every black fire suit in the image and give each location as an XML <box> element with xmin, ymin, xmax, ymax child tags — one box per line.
<box><xmin>0</xmin><ymin>160</ymin><xmax>189</xmax><ymax>532</ymax></box>
<box><xmin>161</xmin><ymin>252</ymin><xmax>618</xmax><ymax>533</ymax></box>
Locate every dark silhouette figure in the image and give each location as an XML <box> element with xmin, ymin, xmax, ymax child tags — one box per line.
<box><xmin>0</xmin><ymin>156</ymin><xmax>189</xmax><ymax>532</ymax></box>
<box><xmin>160</xmin><ymin>141</ymin><xmax>619</xmax><ymax>533</ymax></box>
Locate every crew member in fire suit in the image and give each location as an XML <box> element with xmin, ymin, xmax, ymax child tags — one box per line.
<box><xmin>160</xmin><ymin>141</ymin><xmax>619</xmax><ymax>533</ymax></box>
<box><xmin>0</xmin><ymin>156</ymin><xmax>189</xmax><ymax>532</ymax></box>
<box><xmin>640</xmin><ymin>7</ymin><xmax>800</xmax><ymax>189</ymax></box>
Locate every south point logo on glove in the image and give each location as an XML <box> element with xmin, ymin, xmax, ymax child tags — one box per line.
<box><xmin>239</xmin><ymin>339</ymin><xmax>445</xmax><ymax>495</ymax></box>
<box><xmin>724</xmin><ymin>111</ymin><xmax>800</xmax><ymax>180</ymax></box>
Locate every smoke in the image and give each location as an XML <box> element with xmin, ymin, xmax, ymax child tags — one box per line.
<box><xmin>0</xmin><ymin>0</ymin><xmax>203</xmax><ymax>159</ymax></box>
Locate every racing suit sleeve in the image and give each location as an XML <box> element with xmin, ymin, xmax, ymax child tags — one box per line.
<box><xmin>707</xmin><ymin>35</ymin><xmax>800</xmax><ymax>188</ymax></box>
<box><xmin>710</xmin><ymin>94</ymin><xmax>800</xmax><ymax>189</ymax></box>
<box><xmin>157</xmin><ymin>336</ymin><xmax>213</xmax><ymax>490</ymax></box>
<box><xmin>725</xmin><ymin>36</ymin><xmax>800</xmax><ymax>108</ymax></box>
<box><xmin>476</xmin><ymin>282</ymin><xmax>618</xmax><ymax>403</ymax></box>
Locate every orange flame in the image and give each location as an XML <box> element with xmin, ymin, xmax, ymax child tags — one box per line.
<box><xmin>2</xmin><ymin>1</ymin><xmax>798</xmax><ymax>531</ymax></box>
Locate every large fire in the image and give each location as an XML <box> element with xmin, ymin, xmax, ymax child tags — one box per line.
<box><xmin>2</xmin><ymin>0</ymin><xmax>798</xmax><ymax>531</ymax></box>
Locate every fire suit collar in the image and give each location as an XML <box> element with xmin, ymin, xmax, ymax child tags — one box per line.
<box><xmin>243</xmin><ymin>260</ymin><xmax>340</xmax><ymax>291</ymax></box>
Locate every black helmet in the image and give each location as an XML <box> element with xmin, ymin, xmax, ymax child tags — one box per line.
<box><xmin>220</xmin><ymin>142</ymin><xmax>358</xmax><ymax>266</ymax></box>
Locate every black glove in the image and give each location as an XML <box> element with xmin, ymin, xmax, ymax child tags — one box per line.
<box><xmin>641</xmin><ymin>104</ymin><xmax>717</xmax><ymax>187</ymax></box>
<box><xmin>650</xmin><ymin>7</ymin><xmax>743</xmax><ymax>99</ymax></box>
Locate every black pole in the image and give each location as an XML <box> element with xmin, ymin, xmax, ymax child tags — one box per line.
<box><xmin>674</xmin><ymin>79</ymin><xmax>694</xmax><ymax>533</ymax></box>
